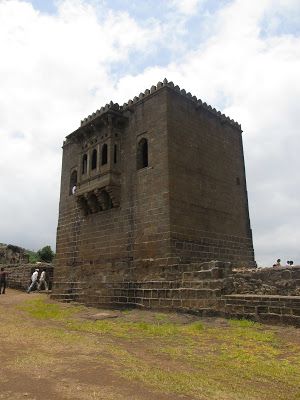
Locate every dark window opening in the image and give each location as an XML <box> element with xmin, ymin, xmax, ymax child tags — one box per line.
<box><xmin>91</xmin><ymin>149</ymin><xmax>97</xmax><ymax>170</ymax></box>
<box><xmin>87</xmin><ymin>193</ymin><xmax>100</xmax><ymax>213</ymax></box>
<box><xmin>69</xmin><ymin>170</ymin><xmax>77</xmax><ymax>195</ymax></box>
<box><xmin>114</xmin><ymin>144</ymin><xmax>117</xmax><ymax>164</ymax></box>
<box><xmin>101</xmin><ymin>144</ymin><xmax>108</xmax><ymax>165</ymax></box>
<box><xmin>82</xmin><ymin>154</ymin><xmax>88</xmax><ymax>174</ymax></box>
<box><xmin>98</xmin><ymin>190</ymin><xmax>113</xmax><ymax>210</ymax></box>
<box><xmin>137</xmin><ymin>138</ymin><xmax>148</xmax><ymax>169</ymax></box>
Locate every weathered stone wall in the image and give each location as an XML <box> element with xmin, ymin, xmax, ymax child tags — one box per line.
<box><xmin>218</xmin><ymin>266</ymin><xmax>300</xmax><ymax>326</ymax></box>
<box><xmin>227</xmin><ymin>266</ymin><xmax>300</xmax><ymax>296</ymax></box>
<box><xmin>167</xmin><ymin>89</ymin><xmax>254</xmax><ymax>266</ymax></box>
<box><xmin>54</xmin><ymin>80</ymin><xmax>255</xmax><ymax>298</ymax></box>
<box><xmin>0</xmin><ymin>244</ymin><xmax>29</xmax><ymax>265</ymax></box>
<box><xmin>220</xmin><ymin>295</ymin><xmax>300</xmax><ymax>327</ymax></box>
<box><xmin>3</xmin><ymin>264</ymin><xmax>54</xmax><ymax>290</ymax></box>
<box><xmin>51</xmin><ymin>261</ymin><xmax>229</xmax><ymax>309</ymax></box>
<box><xmin>51</xmin><ymin>262</ymin><xmax>300</xmax><ymax>327</ymax></box>
<box><xmin>55</xmin><ymin>87</ymin><xmax>171</xmax><ymax>285</ymax></box>
<box><xmin>52</xmin><ymin>80</ymin><xmax>271</xmax><ymax>324</ymax></box>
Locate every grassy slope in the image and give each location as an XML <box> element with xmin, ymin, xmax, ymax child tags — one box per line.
<box><xmin>1</xmin><ymin>296</ymin><xmax>300</xmax><ymax>400</ymax></box>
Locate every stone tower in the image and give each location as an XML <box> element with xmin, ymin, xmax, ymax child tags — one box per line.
<box><xmin>53</xmin><ymin>79</ymin><xmax>255</xmax><ymax>303</ymax></box>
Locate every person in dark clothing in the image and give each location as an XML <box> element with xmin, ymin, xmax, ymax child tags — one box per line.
<box><xmin>0</xmin><ymin>267</ymin><xmax>7</xmax><ymax>294</ymax></box>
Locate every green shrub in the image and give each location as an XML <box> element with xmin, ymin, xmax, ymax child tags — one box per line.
<box><xmin>37</xmin><ymin>245</ymin><xmax>55</xmax><ymax>263</ymax></box>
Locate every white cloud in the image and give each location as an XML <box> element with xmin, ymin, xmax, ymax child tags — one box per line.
<box><xmin>170</xmin><ymin>0</ymin><xmax>201</xmax><ymax>16</ymax></box>
<box><xmin>0</xmin><ymin>0</ymin><xmax>163</xmax><ymax>250</ymax></box>
<box><xmin>0</xmin><ymin>0</ymin><xmax>299</xmax><ymax>266</ymax></box>
<box><xmin>113</xmin><ymin>0</ymin><xmax>300</xmax><ymax>266</ymax></box>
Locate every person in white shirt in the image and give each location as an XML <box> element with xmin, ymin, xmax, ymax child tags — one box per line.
<box><xmin>37</xmin><ymin>269</ymin><xmax>48</xmax><ymax>291</ymax></box>
<box><xmin>27</xmin><ymin>269</ymin><xmax>39</xmax><ymax>293</ymax></box>
<box><xmin>72</xmin><ymin>185</ymin><xmax>77</xmax><ymax>195</ymax></box>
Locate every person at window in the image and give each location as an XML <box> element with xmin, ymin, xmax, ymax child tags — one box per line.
<box><xmin>72</xmin><ymin>185</ymin><xmax>77</xmax><ymax>195</ymax></box>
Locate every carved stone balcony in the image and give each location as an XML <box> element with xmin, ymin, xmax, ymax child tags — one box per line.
<box><xmin>75</xmin><ymin>170</ymin><xmax>120</xmax><ymax>215</ymax></box>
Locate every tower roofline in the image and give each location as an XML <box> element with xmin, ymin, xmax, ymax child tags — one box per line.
<box><xmin>79</xmin><ymin>78</ymin><xmax>242</xmax><ymax>132</ymax></box>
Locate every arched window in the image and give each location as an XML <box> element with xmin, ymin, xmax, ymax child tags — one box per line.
<box><xmin>101</xmin><ymin>144</ymin><xmax>108</xmax><ymax>165</ymax></box>
<box><xmin>91</xmin><ymin>149</ymin><xmax>97</xmax><ymax>170</ymax></box>
<box><xmin>114</xmin><ymin>144</ymin><xmax>117</xmax><ymax>164</ymax></box>
<box><xmin>137</xmin><ymin>138</ymin><xmax>148</xmax><ymax>169</ymax></box>
<box><xmin>69</xmin><ymin>170</ymin><xmax>77</xmax><ymax>195</ymax></box>
<box><xmin>82</xmin><ymin>154</ymin><xmax>87</xmax><ymax>174</ymax></box>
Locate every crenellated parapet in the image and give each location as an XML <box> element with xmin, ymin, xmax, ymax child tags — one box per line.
<box><xmin>65</xmin><ymin>105</ymin><xmax>127</xmax><ymax>146</ymax></box>
<box><xmin>80</xmin><ymin>101</ymin><xmax>123</xmax><ymax>127</ymax></box>
<box><xmin>79</xmin><ymin>78</ymin><xmax>242</xmax><ymax>132</ymax></box>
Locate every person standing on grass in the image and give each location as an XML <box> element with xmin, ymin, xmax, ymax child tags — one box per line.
<box><xmin>0</xmin><ymin>267</ymin><xmax>7</xmax><ymax>294</ymax></box>
<box><xmin>27</xmin><ymin>269</ymin><xmax>39</xmax><ymax>293</ymax></box>
<box><xmin>37</xmin><ymin>269</ymin><xmax>48</xmax><ymax>291</ymax></box>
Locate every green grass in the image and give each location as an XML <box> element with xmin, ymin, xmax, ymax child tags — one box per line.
<box><xmin>229</xmin><ymin>318</ymin><xmax>259</xmax><ymax>328</ymax></box>
<box><xmin>18</xmin><ymin>298</ymin><xmax>84</xmax><ymax>320</ymax></box>
<box><xmin>11</xmin><ymin>296</ymin><xmax>300</xmax><ymax>400</ymax></box>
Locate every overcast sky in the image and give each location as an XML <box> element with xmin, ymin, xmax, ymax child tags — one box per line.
<box><xmin>0</xmin><ymin>0</ymin><xmax>299</xmax><ymax>266</ymax></box>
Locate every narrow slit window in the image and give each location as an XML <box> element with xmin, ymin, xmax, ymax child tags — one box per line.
<box><xmin>91</xmin><ymin>149</ymin><xmax>97</xmax><ymax>170</ymax></box>
<box><xmin>101</xmin><ymin>144</ymin><xmax>108</xmax><ymax>165</ymax></box>
<box><xmin>82</xmin><ymin>154</ymin><xmax>88</xmax><ymax>174</ymax></box>
<box><xmin>137</xmin><ymin>138</ymin><xmax>148</xmax><ymax>169</ymax></box>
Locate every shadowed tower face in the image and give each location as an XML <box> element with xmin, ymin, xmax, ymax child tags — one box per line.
<box><xmin>54</xmin><ymin>80</ymin><xmax>255</xmax><ymax>289</ymax></box>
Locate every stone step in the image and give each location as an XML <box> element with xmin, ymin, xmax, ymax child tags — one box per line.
<box><xmin>50</xmin><ymin>293</ymin><xmax>84</xmax><ymax>302</ymax></box>
<box><xmin>53</xmin><ymin>281</ymin><xmax>86</xmax><ymax>287</ymax></box>
<box><xmin>132</xmin><ymin>281</ymin><xmax>181</xmax><ymax>289</ymax></box>
<box><xmin>182</xmin><ymin>268</ymin><xmax>222</xmax><ymax>280</ymax></box>
<box><xmin>51</xmin><ymin>292</ymin><xmax>83</xmax><ymax>297</ymax></box>
<box><xmin>183</xmin><ymin>279</ymin><xmax>226</xmax><ymax>289</ymax></box>
<box><xmin>186</xmin><ymin>261</ymin><xmax>232</xmax><ymax>272</ymax></box>
<box><xmin>221</xmin><ymin>295</ymin><xmax>300</xmax><ymax>327</ymax></box>
<box><xmin>105</xmin><ymin>287</ymin><xmax>222</xmax><ymax>300</ymax></box>
<box><xmin>65</xmin><ymin>286</ymin><xmax>223</xmax><ymax>299</ymax></box>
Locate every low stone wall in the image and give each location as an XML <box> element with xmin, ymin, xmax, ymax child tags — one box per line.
<box><xmin>221</xmin><ymin>294</ymin><xmax>300</xmax><ymax>327</ymax></box>
<box><xmin>229</xmin><ymin>266</ymin><xmax>300</xmax><ymax>296</ymax></box>
<box><xmin>51</xmin><ymin>261</ymin><xmax>300</xmax><ymax>326</ymax></box>
<box><xmin>4</xmin><ymin>263</ymin><xmax>54</xmax><ymax>290</ymax></box>
<box><xmin>51</xmin><ymin>261</ymin><xmax>231</xmax><ymax>311</ymax></box>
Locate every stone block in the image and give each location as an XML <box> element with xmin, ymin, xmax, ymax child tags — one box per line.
<box><xmin>172</xmin><ymin>299</ymin><xmax>182</xmax><ymax>307</ymax></box>
<box><xmin>159</xmin><ymin>299</ymin><xmax>172</xmax><ymax>307</ymax></box>
<box><xmin>268</xmin><ymin>307</ymin><xmax>282</xmax><ymax>315</ymax></box>
<box><xmin>292</xmin><ymin>308</ymin><xmax>300</xmax><ymax>316</ymax></box>
<box><xmin>281</xmin><ymin>315</ymin><xmax>300</xmax><ymax>327</ymax></box>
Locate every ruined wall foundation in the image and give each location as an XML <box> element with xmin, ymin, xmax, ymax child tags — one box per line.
<box><xmin>4</xmin><ymin>263</ymin><xmax>54</xmax><ymax>291</ymax></box>
<box><xmin>51</xmin><ymin>261</ymin><xmax>300</xmax><ymax>327</ymax></box>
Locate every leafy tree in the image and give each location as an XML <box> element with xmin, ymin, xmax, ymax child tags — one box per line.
<box><xmin>37</xmin><ymin>245</ymin><xmax>55</xmax><ymax>263</ymax></box>
<box><xmin>27</xmin><ymin>250</ymin><xmax>39</xmax><ymax>263</ymax></box>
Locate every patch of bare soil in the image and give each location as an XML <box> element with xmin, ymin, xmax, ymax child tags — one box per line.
<box><xmin>0</xmin><ymin>290</ymin><xmax>193</xmax><ymax>400</ymax></box>
<box><xmin>1</xmin><ymin>289</ymin><xmax>300</xmax><ymax>400</ymax></box>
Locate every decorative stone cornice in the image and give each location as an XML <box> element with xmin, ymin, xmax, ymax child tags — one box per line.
<box><xmin>79</xmin><ymin>78</ymin><xmax>242</xmax><ymax>131</ymax></box>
